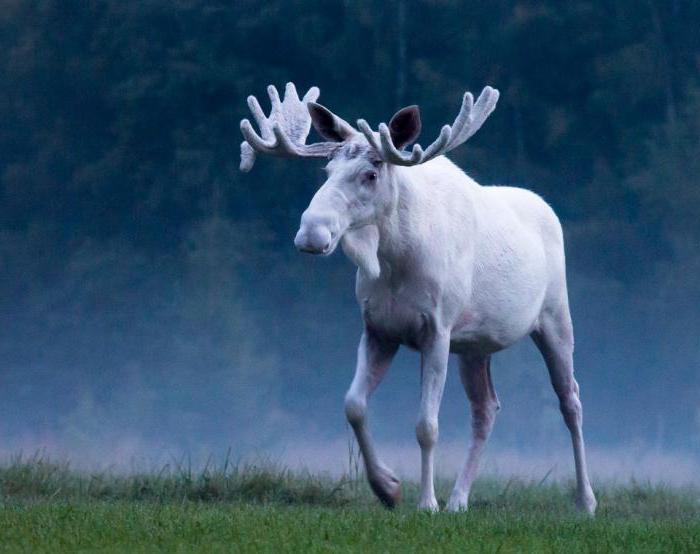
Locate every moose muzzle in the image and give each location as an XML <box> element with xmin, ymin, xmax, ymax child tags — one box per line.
<box><xmin>294</xmin><ymin>211</ymin><xmax>340</xmax><ymax>255</ymax></box>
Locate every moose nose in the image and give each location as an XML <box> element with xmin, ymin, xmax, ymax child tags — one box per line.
<box><xmin>295</xmin><ymin>210</ymin><xmax>339</xmax><ymax>254</ymax></box>
<box><xmin>294</xmin><ymin>225</ymin><xmax>332</xmax><ymax>254</ymax></box>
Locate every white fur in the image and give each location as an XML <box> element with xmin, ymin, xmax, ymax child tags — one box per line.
<box><xmin>241</xmin><ymin>82</ymin><xmax>596</xmax><ymax>513</ymax></box>
<box><xmin>296</xmin><ymin>151</ymin><xmax>597</xmax><ymax>514</ymax></box>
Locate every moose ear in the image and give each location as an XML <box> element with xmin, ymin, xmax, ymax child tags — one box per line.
<box><xmin>341</xmin><ymin>225</ymin><xmax>380</xmax><ymax>280</ymax></box>
<box><xmin>308</xmin><ymin>102</ymin><xmax>356</xmax><ymax>142</ymax></box>
<box><xmin>388</xmin><ymin>105</ymin><xmax>421</xmax><ymax>150</ymax></box>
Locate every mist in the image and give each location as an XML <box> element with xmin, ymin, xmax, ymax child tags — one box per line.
<box><xmin>0</xmin><ymin>1</ymin><xmax>698</xmax><ymax>484</ymax></box>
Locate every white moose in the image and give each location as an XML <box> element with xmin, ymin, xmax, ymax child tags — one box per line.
<box><xmin>239</xmin><ymin>82</ymin><xmax>597</xmax><ymax>514</ymax></box>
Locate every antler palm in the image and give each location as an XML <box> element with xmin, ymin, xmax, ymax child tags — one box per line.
<box><xmin>240</xmin><ymin>83</ymin><xmax>321</xmax><ymax>171</ymax></box>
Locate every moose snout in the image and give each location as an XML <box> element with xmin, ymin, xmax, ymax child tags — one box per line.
<box><xmin>294</xmin><ymin>212</ymin><xmax>338</xmax><ymax>255</ymax></box>
<box><xmin>294</xmin><ymin>225</ymin><xmax>332</xmax><ymax>254</ymax></box>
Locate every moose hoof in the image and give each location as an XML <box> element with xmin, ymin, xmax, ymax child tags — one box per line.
<box><xmin>576</xmin><ymin>488</ymin><xmax>597</xmax><ymax>516</ymax></box>
<box><xmin>368</xmin><ymin>467</ymin><xmax>402</xmax><ymax>509</ymax></box>
<box><xmin>446</xmin><ymin>494</ymin><xmax>469</xmax><ymax>512</ymax></box>
<box><xmin>418</xmin><ymin>497</ymin><xmax>439</xmax><ymax>512</ymax></box>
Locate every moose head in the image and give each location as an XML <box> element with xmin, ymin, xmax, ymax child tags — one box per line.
<box><xmin>240</xmin><ymin>82</ymin><xmax>499</xmax><ymax>278</ymax></box>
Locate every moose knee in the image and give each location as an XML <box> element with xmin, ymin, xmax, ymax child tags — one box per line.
<box><xmin>416</xmin><ymin>417</ymin><xmax>438</xmax><ymax>448</ymax></box>
<box><xmin>344</xmin><ymin>393</ymin><xmax>366</xmax><ymax>426</ymax></box>
<box><xmin>558</xmin><ymin>390</ymin><xmax>582</xmax><ymax>430</ymax></box>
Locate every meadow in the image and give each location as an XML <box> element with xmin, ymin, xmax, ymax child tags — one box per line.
<box><xmin>0</xmin><ymin>453</ymin><xmax>698</xmax><ymax>553</ymax></box>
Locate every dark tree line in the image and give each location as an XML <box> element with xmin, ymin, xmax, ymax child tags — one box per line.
<box><xmin>1</xmin><ymin>1</ymin><xmax>698</xmax><ymax>273</ymax></box>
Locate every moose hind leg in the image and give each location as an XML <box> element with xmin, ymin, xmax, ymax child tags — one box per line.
<box><xmin>532</xmin><ymin>312</ymin><xmax>597</xmax><ymax>515</ymax></box>
<box><xmin>447</xmin><ymin>353</ymin><xmax>499</xmax><ymax>512</ymax></box>
<box><xmin>345</xmin><ymin>330</ymin><xmax>401</xmax><ymax>508</ymax></box>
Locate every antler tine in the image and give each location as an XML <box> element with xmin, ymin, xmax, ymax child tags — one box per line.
<box><xmin>444</xmin><ymin>91</ymin><xmax>475</xmax><ymax>150</ymax></box>
<box><xmin>240</xmin><ymin>118</ymin><xmax>276</xmax><ymax>152</ymax></box>
<box><xmin>367</xmin><ymin>85</ymin><xmax>499</xmax><ymax>166</ymax></box>
<box><xmin>357</xmin><ymin>119</ymin><xmax>382</xmax><ymax>153</ymax></box>
<box><xmin>449</xmin><ymin>86</ymin><xmax>500</xmax><ymax>147</ymax></box>
<box><xmin>240</xmin><ymin>141</ymin><xmax>256</xmax><ymax>172</ymax></box>
<box><xmin>410</xmin><ymin>125</ymin><xmax>451</xmax><ymax>163</ymax></box>
<box><xmin>239</xmin><ymin>82</ymin><xmax>335</xmax><ymax>172</ymax></box>
<box><xmin>246</xmin><ymin>94</ymin><xmax>270</xmax><ymax>135</ymax></box>
<box><xmin>359</xmin><ymin>118</ymin><xmax>431</xmax><ymax>166</ymax></box>
<box><xmin>302</xmin><ymin>85</ymin><xmax>320</xmax><ymax>104</ymax></box>
<box><xmin>378</xmin><ymin>123</ymin><xmax>425</xmax><ymax>165</ymax></box>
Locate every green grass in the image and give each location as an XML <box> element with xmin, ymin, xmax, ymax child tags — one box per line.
<box><xmin>0</xmin><ymin>454</ymin><xmax>698</xmax><ymax>553</ymax></box>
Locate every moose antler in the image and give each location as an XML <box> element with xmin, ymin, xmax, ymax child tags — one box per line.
<box><xmin>356</xmin><ymin>86</ymin><xmax>500</xmax><ymax>166</ymax></box>
<box><xmin>240</xmin><ymin>82</ymin><xmax>339</xmax><ymax>171</ymax></box>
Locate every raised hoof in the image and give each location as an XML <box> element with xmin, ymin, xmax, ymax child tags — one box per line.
<box><xmin>368</xmin><ymin>468</ymin><xmax>402</xmax><ymax>509</ymax></box>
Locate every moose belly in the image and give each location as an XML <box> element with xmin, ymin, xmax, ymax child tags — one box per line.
<box><xmin>449</xmin><ymin>314</ymin><xmax>534</xmax><ymax>354</ymax></box>
<box><xmin>450</xmin><ymin>287</ymin><xmax>545</xmax><ymax>354</ymax></box>
<box><xmin>362</xmin><ymin>294</ymin><xmax>429</xmax><ymax>350</ymax></box>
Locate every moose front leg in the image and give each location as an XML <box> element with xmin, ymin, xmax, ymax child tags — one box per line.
<box><xmin>416</xmin><ymin>330</ymin><xmax>450</xmax><ymax>511</ymax></box>
<box><xmin>344</xmin><ymin>330</ymin><xmax>400</xmax><ymax>507</ymax></box>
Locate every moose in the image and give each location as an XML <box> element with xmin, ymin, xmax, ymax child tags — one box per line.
<box><xmin>239</xmin><ymin>82</ymin><xmax>597</xmax><ymax>514</ymax></box>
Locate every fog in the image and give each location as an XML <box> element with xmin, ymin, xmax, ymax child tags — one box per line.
<box><xmin>1</xmin><ymin>227</ymin><xmax>698</xmax><ymax>484</ymax></box>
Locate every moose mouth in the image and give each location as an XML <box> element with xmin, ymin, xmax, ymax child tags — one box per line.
<box><xmin>296</xmin><ymin>230</ymin><xmax>341</xmax><ymax>256</ymax></box>
<box><xmin>324</xmin><ymin>240</ymin><xmax>343</xmax><ymax>256</ymax></box>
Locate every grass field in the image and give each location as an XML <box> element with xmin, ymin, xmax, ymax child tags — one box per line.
<box><xmin>0</xmin><ymin>454</ymin><xmax>698</xmax><ymax>552</ymax></box>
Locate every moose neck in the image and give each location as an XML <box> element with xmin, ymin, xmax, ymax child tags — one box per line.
<box><xmin>342</xmin><ymin>157</ymin><xmax>478</xmax><ymax>281</ymax></box>
<box><xmin>373</xmin><ymin>164</ymin><xmax>424</xmax><ymax>270</ymax></box>
<box><xmin>373</xmin><ymin>159</ymin><xmax>479</xmax><ymax>278</ymax></box>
